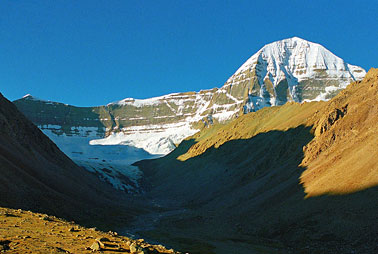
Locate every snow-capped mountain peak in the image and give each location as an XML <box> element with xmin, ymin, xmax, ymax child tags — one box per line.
<box><xmin>233</xmin><ymin>37</ymin><xmax>365</xmax><ymax>85</ymax></box>
<box><xmin>225</xmin><ymin>37</ymin><xmax>365</xmax><ymax>106</ymax></box>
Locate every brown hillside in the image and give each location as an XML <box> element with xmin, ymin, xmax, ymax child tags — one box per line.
<box><xmin>301</xmin><ymin>68</ymin><xmax>378</xmax><ymax>196</ymax></box>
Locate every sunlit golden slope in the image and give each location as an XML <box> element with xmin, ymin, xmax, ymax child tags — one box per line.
<box><xmin>177</xmin><ymin>101</ymin><xmax>323</xmax><ymax>160</ymax></box>
<box><xmin>177</xmin><ymin>68</ymin><xmax>378</xmax><ymax>197</ymax></box>
<box><xmin>300</xmin><ymin>68</ymin><xmax>378</xmax><ymax>196</ymax></box>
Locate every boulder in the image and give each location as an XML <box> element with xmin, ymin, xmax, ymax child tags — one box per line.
<box><xmin>90</xmin><ymin>241</ymin><xmax>101</xmax><ymax>251</ymax></box>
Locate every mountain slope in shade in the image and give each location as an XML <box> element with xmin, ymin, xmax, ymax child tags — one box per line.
<box><xmin>14</xmin><ymin>37</ymin><xmax>366</xmax><ymax>157</ymax></box>
<box><xmin>134</xmin><ymin>69</ymin><xmax>378</xmax><ymax>254</ymax></box>
<box><xmin>0</xmin><ymin>93</ymin><xmax>129</xmax><ymax>222</ymax></box>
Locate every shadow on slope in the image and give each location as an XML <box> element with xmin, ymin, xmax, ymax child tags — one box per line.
<box><xmin>0</xmin><ymin>93</ymin><xmax>148</xmax><ymax>230</ymax></box>
<box><xmin>136</xmin><ymin>125</ymin><xmax>378</xmax><ymax>254</ymax></box>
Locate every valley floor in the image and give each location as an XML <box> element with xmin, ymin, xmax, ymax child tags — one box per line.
<box><xmin>117</xmin><ymin>197</ymin><xmax>289</xmax><ymax>254</ymax></box>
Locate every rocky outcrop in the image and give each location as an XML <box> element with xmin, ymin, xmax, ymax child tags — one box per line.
<box><xmin>314</xmin><ymin>105</ymin><xmax>348</xmax><ymax>136</ymax></box>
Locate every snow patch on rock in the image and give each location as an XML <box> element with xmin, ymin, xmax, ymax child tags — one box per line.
<box><xmin>90</xmin><ymin>122</ymin><xmax>198</xmax><ymax>155</ymax></box>
<box><xmin>40</xmin><ymin>125</ymin><xmax>158</xmax><ymax>193</ymax></box>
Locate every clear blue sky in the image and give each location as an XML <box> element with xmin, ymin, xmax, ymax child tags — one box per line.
<box><xmin>1</xmin><ymin>0</ymin><xmax>377</xmax><ymax>106</ymax></box>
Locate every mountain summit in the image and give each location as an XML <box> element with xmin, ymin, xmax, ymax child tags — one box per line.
<box><xmin>223</xmin><ymin>37</ymin><xmax>366</xmax><ymax>111</ymax></box>
<box><xmin>14</xmin><ymin>37</ymin><xmax>366</xmax><ymax>155</ymax></box>
<box><xmin>235</xmin><ymin>37</ymin><xmax>365</xmax><ymax>85</ymax></box>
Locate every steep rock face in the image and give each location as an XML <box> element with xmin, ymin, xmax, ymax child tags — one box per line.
<box><xmin>14</xmin><ymin>38</ymin><xmax>366</xmax><ymax>155</ymax></box>
<box><xmin>94</xmin><ymin>90</ymin><xmax>216</xmax><ymax>154</ymax></box>
<box><xmin>14</xmin><ymin>91</ymin><xmax>216</xmax><ymax>155</ymax></box>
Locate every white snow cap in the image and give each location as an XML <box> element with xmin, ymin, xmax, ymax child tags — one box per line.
<box><xmin>22</xmin><ymin>94</ymin><xmax>35</xmax><ymax>99</ymax></box>
<box><xmin>22</xmin><ymin>94</ymin><xmax>46</xmax><ymax>101</ymax></box>
<box><xmin>109</xmin><ymin>92</ymin><xmax>182</xmax><ymax>107</ymax></box>
<box><xmin>229</xmin><ymin>37</ymin><xmax>366</xmax><ymax>87</ymax></box>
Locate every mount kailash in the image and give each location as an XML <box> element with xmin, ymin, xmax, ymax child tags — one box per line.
<box><xmin>14</xmin><ymin>37</ymin><xmax>366</xmax><ymax>191</ymax></box>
